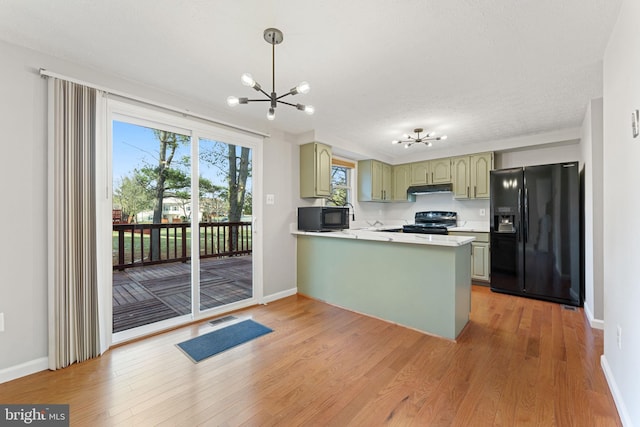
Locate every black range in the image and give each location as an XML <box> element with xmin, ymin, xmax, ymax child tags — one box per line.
<box><xmin>402</xmin><ymin>211</ymin><xmax>458</xmax><ymax>235</ymax></box>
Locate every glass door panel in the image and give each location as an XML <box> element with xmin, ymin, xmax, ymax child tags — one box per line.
<box><xmin>198</xmin><ymin>138</ymin><xmax>253</xmax><ymax>311</ymax></box>
<box><xmin>112</xmin><ymin>120</ymin><xmax>192</xmax><ymax>333</ymax></box>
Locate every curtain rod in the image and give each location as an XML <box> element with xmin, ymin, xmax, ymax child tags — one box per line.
<box><xmin>39</xmin><ymin>68</ymin><xmax>270</xmax><ymax>138</ymax></box>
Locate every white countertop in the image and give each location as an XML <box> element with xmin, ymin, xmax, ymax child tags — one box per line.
<box><xmin>449</xmin><ymin>221</ymin><xmax>490</xmax><ymax>233</ymax></box>
<box><xmin>291</xmin><ymin>228</ymin><xmax>475</xmax><ymax>247</ymax></box>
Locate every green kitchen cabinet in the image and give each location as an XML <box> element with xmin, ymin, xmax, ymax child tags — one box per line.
<box><xmin>410</xmin><ymin>161</ymin><xmax>430</xmax><ymax>185</ymax></box>
<box><xmin>449</xmin><ymin>231</ymin><xmax>490</xmax><ymax>282</ymax></box>
<box><xmin>471</xmin><ymin>241</ymin><xmax>490</xmax><ymax>282</ymax></box>
<box><xmin>300</xmin><ymin>142</ymin><xmax>332</xmax><ymax>198</ymax></box>
<box><xmin>452</xmin><ymin>152</ymin><xmax>493</xmax><ymax>199</ymax></box>
<box><xmin>410</xmin><ymin>158</ymin><xmax>451</xmax><ymax>185</ymax></box>
<box><xmin>358</xmin><ymin>159</ymin><xmax>392</xmax><ymax>201</ymax></box>
<box><xmin>392</xmin><ymin>163</ymin><xmax>413</xmax><ymax>201</ymax></box>
<box><xmin>430</xmin><ymin>158</ymin><xmax>452</xmax><ymax>184</ymax></box>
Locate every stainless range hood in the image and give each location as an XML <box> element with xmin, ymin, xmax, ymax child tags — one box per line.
<box><xmin>407</xmin><ymin>183</ymin><xmax>453</xmax><ymax>195</ymax></box>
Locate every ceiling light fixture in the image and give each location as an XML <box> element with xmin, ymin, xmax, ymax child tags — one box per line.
<box><xmin>227</xmin><ymin>28</ymin><xmax>314</xmax><ymax>121</ymax></box>
<box><xmin>392</xmin><ymin>128</ymin><xmax>447</xmax><ymax>148</ymax></box>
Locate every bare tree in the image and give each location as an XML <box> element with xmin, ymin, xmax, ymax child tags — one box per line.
<box><xmin>200</xmin><ymin>142</ymin><xmax>252</xmax><ymax>251</ymax></box>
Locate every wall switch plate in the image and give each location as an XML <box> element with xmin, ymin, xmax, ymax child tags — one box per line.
<box><xmin>479</xmin><ymin>209</ymin><xmax>486</xmax><ymax>216</ymax></box>
<box><xmin>617</xmin><ymin>325</ymin><xmax>622</xmax><ymax>349</ymax></box>
<box><xmin>266</xmin><ymin>194</ymin><xmax>275</xmax><ymax>205</ymax></box>
<box><xmin>0</xmin><ymin>313</ymin><xmax>4</xmax><ymax>332</ymax></box>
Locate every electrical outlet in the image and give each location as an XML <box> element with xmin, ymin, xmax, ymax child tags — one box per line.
<box><xmin>479</xmin><ymin>209</ymin><xmax>486</xmax><ymax>216</ymax></box>
<box><xmin>0</xmin><ymin>313</ymin><xmax>4</xmax><ymax>332</ymax></box>
<box><xmin>266</xmin><ymin>194</ymin><xmax>275</xmax><ymax>205</ymax></box>
<box><xmin>617</xmin><ymin>325</ymin><xmax>622</xmax><ymax>350</ymax></box>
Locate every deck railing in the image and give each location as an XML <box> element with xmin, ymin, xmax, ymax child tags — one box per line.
<box><xmin>113</xmin><ymin>222</ymin><xmax>252</xmax><ymax>270</ymax></box>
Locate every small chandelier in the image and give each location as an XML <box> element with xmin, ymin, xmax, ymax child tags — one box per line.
<box><xmin>392</xmin><ymin>128</ymin><xmax>447</xmax><ymax>148</ymax></box>
<box><xmin>227</xmin><ymin>28</ymin><xmax>314</xmax><ymax>121</ymax></box>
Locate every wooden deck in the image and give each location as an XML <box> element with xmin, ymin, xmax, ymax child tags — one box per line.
<box><xmin>112</xmin><ymin>255</ymin><xmax>252</xmax><ymax>332</ymax></box>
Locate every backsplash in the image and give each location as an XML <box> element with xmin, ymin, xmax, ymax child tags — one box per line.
<box><xmin>356</xmin><ymin>193</ymin><xmax>490</xmax><ymax>224</ymax></box>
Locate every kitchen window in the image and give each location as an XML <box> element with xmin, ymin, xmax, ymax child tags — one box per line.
<box><xmin>330</xmin><ymin>158</ymin><xmax>354</xmax><ymax>206</ymax></box>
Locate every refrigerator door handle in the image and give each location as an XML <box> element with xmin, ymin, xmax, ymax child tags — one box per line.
<box><xmin>518</xmin><ymin>188</ymin><xmax>522</xmax><ymax>241</ymax></box>
<box><xmin>524</xmin><ymin>187</ymin><xmax>529</xmax><ymax>243</ymax></box>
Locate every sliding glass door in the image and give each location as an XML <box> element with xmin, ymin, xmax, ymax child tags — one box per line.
<box><xmin>198</xmin><ymin>139</ymin><xmax>253</xmax><ymax>311</ymax></box>
<box><xmin>108</xmin><ymin>102</ymin><xmax>260</xmax><ymax>341</ymax></box>
<box><xmin>111</xmin><ymin>120</ymin><xmax>193</xmax><ymax>334</ymax></box>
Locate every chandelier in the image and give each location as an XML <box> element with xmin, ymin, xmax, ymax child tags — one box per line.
<box><xmin>227</xmin><ymin>28</ymin><xmax>314</xmax><ymax>121</ymax></box>
<box><xmin>392</xmin><ymin>128</ymin><xmax>447</xmax><ymax>148</ymax></box>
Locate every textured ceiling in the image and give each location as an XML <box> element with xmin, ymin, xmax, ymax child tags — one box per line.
<box><xmin>0</xmin><ymin>0</ymin><xmax>622</xmax><ymax>161</ymax></box>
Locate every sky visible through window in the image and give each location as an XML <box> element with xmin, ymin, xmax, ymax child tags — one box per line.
<box><xmin>112</xmin><ymin>121</ymin><xmax>232</xmax><ymax>188</ymax></box>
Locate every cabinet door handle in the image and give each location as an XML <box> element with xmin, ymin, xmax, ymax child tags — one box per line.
<box><xmin>467</xmin><ymin>187</ymin><xmax>470</xmax><ymax>198</ymax></box>
<box><xmin>474</xmin><ymin>186</ymin><xmax>477</xmax><ymax>198</ymax></box>
<box><xmin>431</xmin><ymin>172</ymin><xmax>433</xmax><ymax>183</ymax></box>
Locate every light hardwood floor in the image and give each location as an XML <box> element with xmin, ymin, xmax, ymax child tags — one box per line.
<box><xmin>0</xmin><ymin>286</ymin><xmax>621</xmax><ymax>426</ymax></box>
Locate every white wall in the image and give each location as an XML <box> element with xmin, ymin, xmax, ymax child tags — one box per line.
<box><xmin>581</xmin><ymin>98</ymin><xmax>605</xmax><ymax>327</ymax></box>
<box><xmin>496</xmin><ymin>142</ymin><xmax>581</xmax><ymax>169</ymax></box>
<box><xmin>262</xmin><ymin>130</ymin><xmax>299</xmax><ymax>301</ymax></box>
<box><xmin>377</xmin><ymin>195</ymin><xmax>489</xmax><ymax>225</ymax></box>
<box><xmin>601</xmin><ymin>0</ymin><xmax>640</xmax><ymax>424</ymax></box>
<box><xmin>0</xmin><ymin>40</ymin><xmax>49</xmax><ymax>375</ymax></box>
<box><xmin>0</xmin><ymin>39</ymin><xmax>298</xmax><ymax>376</ymax></box>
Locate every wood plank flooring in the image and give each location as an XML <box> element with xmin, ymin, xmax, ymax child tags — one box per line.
<box><xmin>113</xmin><ymin>256</ymin><xmax>252</xmax><ymax>332</ymax></box>
<box><xmin>0</xmin><ymin>286</ymin><xmax>621</xmax><ymax>426</ymax></box>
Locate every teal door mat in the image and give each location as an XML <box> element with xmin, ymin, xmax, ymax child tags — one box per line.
<box><xmin>177</xmin><ymin>319</ymin><xmax>272</xmax><ymax>363</ymax></box>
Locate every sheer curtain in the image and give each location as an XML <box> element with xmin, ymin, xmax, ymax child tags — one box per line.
<box><xmin>47</xmin><ymin>78</ymin><xmax>103</xmax><ymax>369</ymax></box>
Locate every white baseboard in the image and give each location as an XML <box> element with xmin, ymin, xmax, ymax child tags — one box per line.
<box><xmin>584</xmin><ymin>302</ymin><xmax>604</xmax><ymax>330</ymax></box>
<box><xmin>601</xmin><ymin>355</ymin><xmax>632</xmax><ymax>426</ymax></box>
<box><xmin>0</xmin><ymin>357</ymin><xmax>48</xmax><ymax>384</ymax></box>
<box><xmin>261</xmin><ymin>287</ymin><xmax>297</xmax><ymax>304</ymax></box>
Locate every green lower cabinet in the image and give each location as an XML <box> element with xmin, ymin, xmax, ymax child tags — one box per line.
<box><xmin>449</xmin><ymin>232</ymin><xmax>490</xmax><ymax>283</ymax></box>
<box><xmin>471</xmin><ymin>242</ymin><xmax>490</xmax><ymax>282</ymax></box>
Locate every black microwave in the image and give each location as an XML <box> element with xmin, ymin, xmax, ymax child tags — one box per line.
<box><xmin>298</xmin><ymin>206</ymin><xmax>349</xmax><ymax>231</ymax></box>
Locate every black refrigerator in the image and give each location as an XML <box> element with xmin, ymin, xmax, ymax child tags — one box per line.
<box><xmin>489</xmin><ymin>162</ymin><xmax>582</xmax><ymax>306</ymax></box>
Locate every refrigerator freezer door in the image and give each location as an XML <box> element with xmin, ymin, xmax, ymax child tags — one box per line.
<box><xmin>490</xmin><ymin>168</ymin><xmax>524</xmax><ymax>294</ymax></box>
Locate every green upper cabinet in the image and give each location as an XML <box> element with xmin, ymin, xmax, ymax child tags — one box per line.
<box><xmin>452</xmin><ymin>152</ymin><xmax>494</xmax><ymax>199</ymax></box>
<box><xmin>356</xmin><ymin>152</ymin><xmax>490</xmax><ymax>202</ymax></box>
<box><xmin>358</xmin><ymin>159</ymin><xmax>392</xmax><ymax>201</ymax></box>
<box><xmin>410</xmin><ymin>161</ymin><xmax>430</xmax><ymax>185</ymax></box>
<box><xmin>452</xmin><ymin>156</ymin><xmax>471</xmax><ymax>198</ymax></box>
<box><xmin>300</xmin><ymin>142</ymin><xmax>332</xmax><ymax>198</ymax></box>
<box><xmin>431</xmin><ymin>158</ymin><xmax>452</xmax><ymax>184</ymax></box>
<box><xmin>471</xmin><ymin>153</ymin><xmax>492</xmax><ymax>198</ymax></box>
<box><xmin>410</xmin><ymin>158</ymin><xmax>451</xmax><ymax>185</ymax></box>
<box><xmin>392</xmin><ymin>164</ymin><xmax>413</xmax><ymax>201</ymax></box>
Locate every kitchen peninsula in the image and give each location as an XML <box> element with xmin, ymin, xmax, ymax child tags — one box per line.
<box><xmin>293</xmin><ymin>229</ymin><xmax>475</xmax><ymax>340</ymax></box>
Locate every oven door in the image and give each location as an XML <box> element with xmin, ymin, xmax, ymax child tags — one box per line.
<box><xmin>402</xmin><ymin>225</ymin><xmax>448</xmax><ymax>235</ymax></box>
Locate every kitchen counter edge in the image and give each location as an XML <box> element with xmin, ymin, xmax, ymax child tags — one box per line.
<box><xmin>291</xmin><ymin>229</ymin><xmax>475</xmax><ymax>247</ymax></box>
<box><xmin>449</xmin><ymin>226</ymin><xmax>490</xmax><ymax>233</ymax></box>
